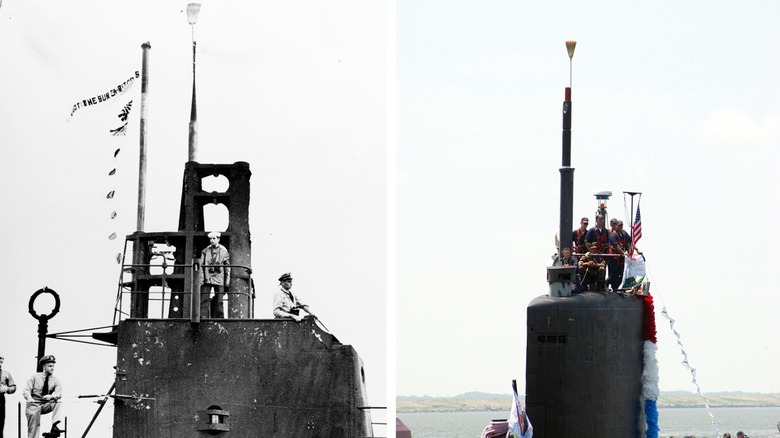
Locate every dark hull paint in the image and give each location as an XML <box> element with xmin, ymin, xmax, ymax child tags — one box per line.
<box><xmin>526</xmin><ymin>292</ymin><xmax>645</xmax><ymax>437</ymax></box>
<box><xmin>113</xmin><ymin>318</ymin><xmax>372</xmax><ymax>437</ymax></box>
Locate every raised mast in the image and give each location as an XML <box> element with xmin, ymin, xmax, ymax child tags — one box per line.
<box><xmin>558</xmin><ymin>41</ymin><xmax>576</xmax><ymax>257</ymax></box>
<box><xmin>137</xmin><ymin>41</ymin><xmax>151</xmax><ymax>231</ymax></box>
<box><xmin>186</xmin><ymin>3</ymin><xmax>201</xmax><ymax>162</ymax></box>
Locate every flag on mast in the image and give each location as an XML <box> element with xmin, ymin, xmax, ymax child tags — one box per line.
<box><xmin>632</xmin><ymin>204</ymin><xmax>643</xmax><ymax>250</ymax></box>
<box><xmin>509</xmin><ymin>380</ymin><xmax>532</xmax><ymax>438</ymax></box>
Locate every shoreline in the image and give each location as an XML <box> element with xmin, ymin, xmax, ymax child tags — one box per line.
<box><xmin>397</xmin><ymin>395</ymin><xmax>780</xmax><ymax>414</ymax></box>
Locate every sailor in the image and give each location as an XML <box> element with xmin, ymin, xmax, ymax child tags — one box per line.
<box><xmin>273</xmin><ymin>273</ymin><xmax>311</xmax><ymax>322</ymax></box>
<box><xmin>578</xmin><ymin>242</ymin><xmax>606</xmax><ymax>292</ymax></box>
<box><xmin>572</xmin><ymin>217</ymin><xmax>589</xmax><ymax>254</ymax></box>
<box><xmin>0</xmin><ymin>355</ymin><xmax>17</xmax><ymax>438</ymax></box>
<box><xmin>199</xmin><ymin>231</ymin><xmax>231</xmax><ymax>318</ymax></box>
<box><xmin>553</xmin><ymin>246</ymin><xmax>581</xmax><ymax>294</ymax></box>
<box><xmin>553</xmin><ymin>246</ymin><xmax>578</xmax><ymax>267</ymax></box>
<box><xmin>23</xmin><ymin>355</ymin><xmax>63</xmax><ymax>438</ymax></box>
<box><xmin>608</xmin><ymin>220</ymin><xmax>632</xmax><ymax>292</ymax></box>
<box><xmin>585</xmin><ymin>214</ymin><xmax>610</xmax><ymax>255</ymax></box>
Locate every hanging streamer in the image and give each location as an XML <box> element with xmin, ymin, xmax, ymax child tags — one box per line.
<box><xmin>660</xmin><ymin>306</ymin><xmax>721</xmax><ymax>436</ymax></box>
<box><xmin>69</xmin><ymin>71</ymin><xmax>139</xmax><ymax>118</ymax></box>
<box><xmin>103</xmin><ymin>98</ymin><xmax>134</xmax><ymax>264</ymax></box>
<box><xmin>110</xmin><ymin>123</ymin><xmax>129</xmax><ymax>136</ymax></box>
<box><xmin>117</xmin><ymin>100</ymin><xmax>133</xmax><ymax>122</ymax></box>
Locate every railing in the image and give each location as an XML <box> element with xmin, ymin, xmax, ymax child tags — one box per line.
<box><xmin>113</xmin><ymin>261</ymin><xmax>254</xmax><ymax>324</ymax></box>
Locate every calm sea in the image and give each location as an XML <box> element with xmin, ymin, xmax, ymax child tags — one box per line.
<box><xmin>399</xmin><ymin>407</ymin><xmax>780</xmax><ymax>438</ymax></box>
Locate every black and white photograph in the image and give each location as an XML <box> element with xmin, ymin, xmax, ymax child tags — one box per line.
<box><xmin>0</xmin><ymin>2</ymin><xmax>387</xmax><ymax>437</ymax></box>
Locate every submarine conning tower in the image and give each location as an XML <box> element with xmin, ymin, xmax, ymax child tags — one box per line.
<box><xmin>126</xmin><ymin>161</ymin><xmax>253</xmax><ymax>321</ymax></box>
<box><xmin>525</xmin><ymin>293</ymin><xmax>645</xmax><ymax>437</ymax></box>
<box><xmin>105</xmin><ymin>161</ymin><xmax>373</xmax><ymax>437</ymax></box>
<box><xmin>524</xmin><ymin>42</ymin><xmax>646</xmax><ymax>437</ymax></box>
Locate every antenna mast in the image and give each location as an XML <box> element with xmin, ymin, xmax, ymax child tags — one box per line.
<box><xmin>558</xmin><ymin>41</ymin><xmax>577</xmax><ymax>256</ymax></box>
<box><xmin>187</xmin><ymin>3</ymin><xmax>201</xmax><ymax>162</ymax></box>
<box><xmin>137</xmin><ymin>42</ymin><xmax>151</xmax><ymax>231</ymax></box>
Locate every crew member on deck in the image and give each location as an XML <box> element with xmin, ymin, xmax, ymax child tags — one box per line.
<box><xmin>586</xmin><ymin>214</ymin><xmax>610</xmax><ymax>255</ymax></box>
<box><xmin>553</xmin><ymin>246</ymin><xmax>578</xmax><ymax>267</ymax></box>
<box><xmin>554</xmin><ymin>246</ymin><xmax>581</xmax><ymax>293</ymax></box>
<box><xmin>572</xmin><ymin>217</ymin><xmax>589</xmax><ymax>254</ymax></box>
<box><xmin>579</xmin><ymin>242</ymin><xmax>606</xmax><ymax>292</ymax></box>
<box><xmin>273</xmin><ymin>272</ymin><xmax>311</xmax><ymax>322</ymax></box>
<box><xmin>608</xmin><ymin>220</ymin><xmax>632</xmax><ymax>292</ymax></box>
<box><xmin>23</xmin><ymin>355</ymin><xmax>62</xmax><ymax>438</ymax></box>
<box><xmin>199</xmin><ymin>231</ymin><xmax>231</xmax><ymax>318</ymax></box>
<box><xmin>0</xmin><ymin>355</ymin><xmax>17</xmax><ymax>438</ymax></box>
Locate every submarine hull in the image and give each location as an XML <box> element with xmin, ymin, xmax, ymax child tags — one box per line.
<box><xmin>525</xmin><ymin>292</ymin><xmax>645</xmax><ymax>437</ymax></box>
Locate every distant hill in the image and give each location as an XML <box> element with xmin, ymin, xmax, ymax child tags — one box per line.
<box><xmin>396</xmin><ymin>392</ymin><xmax>780</xmax><ymax>413</ymax></box>
<box><xmin>397</xmin><ymin>392</ymin><xmax>505</xmax><ymax>401</ymax></box>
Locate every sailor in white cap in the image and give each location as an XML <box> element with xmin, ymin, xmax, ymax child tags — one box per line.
<box><xmin>23</xmin><ymin>355</ymin><xmax>62</xmax><ymax>438</ymax></box>
<box><xmin>273</xmin><ymin>272</ymin><xmax>311</xmax><ymax>322</ymax></box>
<box><xmin>199</xmin><ymin>231</ymin><xmax>231</xmax><ymax>318</ymax></box>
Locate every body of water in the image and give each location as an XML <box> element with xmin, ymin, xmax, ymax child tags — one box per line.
<box><xmin>399</xmin><ymin>407</ymin><xmax>780</xmax><ymax>438</ymax></box>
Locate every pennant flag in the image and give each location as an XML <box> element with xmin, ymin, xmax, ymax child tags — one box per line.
<box><xmin>109</xmin><ymin>100</ymin><xmax>134</xmax><ymax>135</ymax></box>
<box><xmin>110</xmin><ymin>122</ymin><xmax>129</xmax><ymax>136</ymax></box>
<box><xmin>509</xmin><ymin>380</ymin><xmax>532</xmax><ymax>438</ymax></box>
<box><xmin>660</xmin><ymin>306</ymin><xmax>721</xmax><ymax>437</ymax></box>
<box><xmin>69</xmin><ymin>71</ymin><xmax>139</xmax><ymax>117</ymax></box>
<box><xmin>67</xmin><ymin>66</ymin><xmax>139</xmax><ymax>268</ymax></box>
<box><xmin>117</xmin><ymin>100</ymin><xmax>133</xmax><ymax>122</ymax></box>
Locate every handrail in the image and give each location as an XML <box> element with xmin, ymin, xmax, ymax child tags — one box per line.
<box><xmin>115</xmin><ymin>262</ymin><xmax>254</xmax><ymax>322</ymax></box>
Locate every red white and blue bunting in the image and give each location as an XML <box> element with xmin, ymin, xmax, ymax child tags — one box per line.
<box><xmin>641</xmin><ymin>294</ymin><xmax>660</xmax><ymax>438</ymax></box>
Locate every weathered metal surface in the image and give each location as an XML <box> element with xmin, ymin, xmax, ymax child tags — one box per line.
<box><xmin>525</xmin><ymin>292</ymin><xmax>644</xmax><ymax>437</ymax></box>
<box><xmin>113</xmin><ymin>318</ymin><xmax>371</xmax><ymax>437</ymax></box>
<box><xmin>128</xmin><ymin>161</ymin><xmax>252</xmax><ymax>320</ymax></box>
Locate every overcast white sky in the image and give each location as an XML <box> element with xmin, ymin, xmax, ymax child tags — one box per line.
<box><xmin>0</xmin><ymin>1</ymin><xmax>386</xmax><ymax>436</ymax></box>
<box><xmin>397</xmin><ymin>0</ymin><xmax>780</xmax><ymax>398</ymax></box>
<box><xmin>2</xmin><ymin>0</ymin><xmax>780</xmax><ymax>435</ymax></box>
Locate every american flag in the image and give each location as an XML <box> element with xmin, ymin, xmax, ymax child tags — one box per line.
<box><xmin>632</xmin><ymin>204</ymin><xmax>642</xmax><ymax>250</ymax></box>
